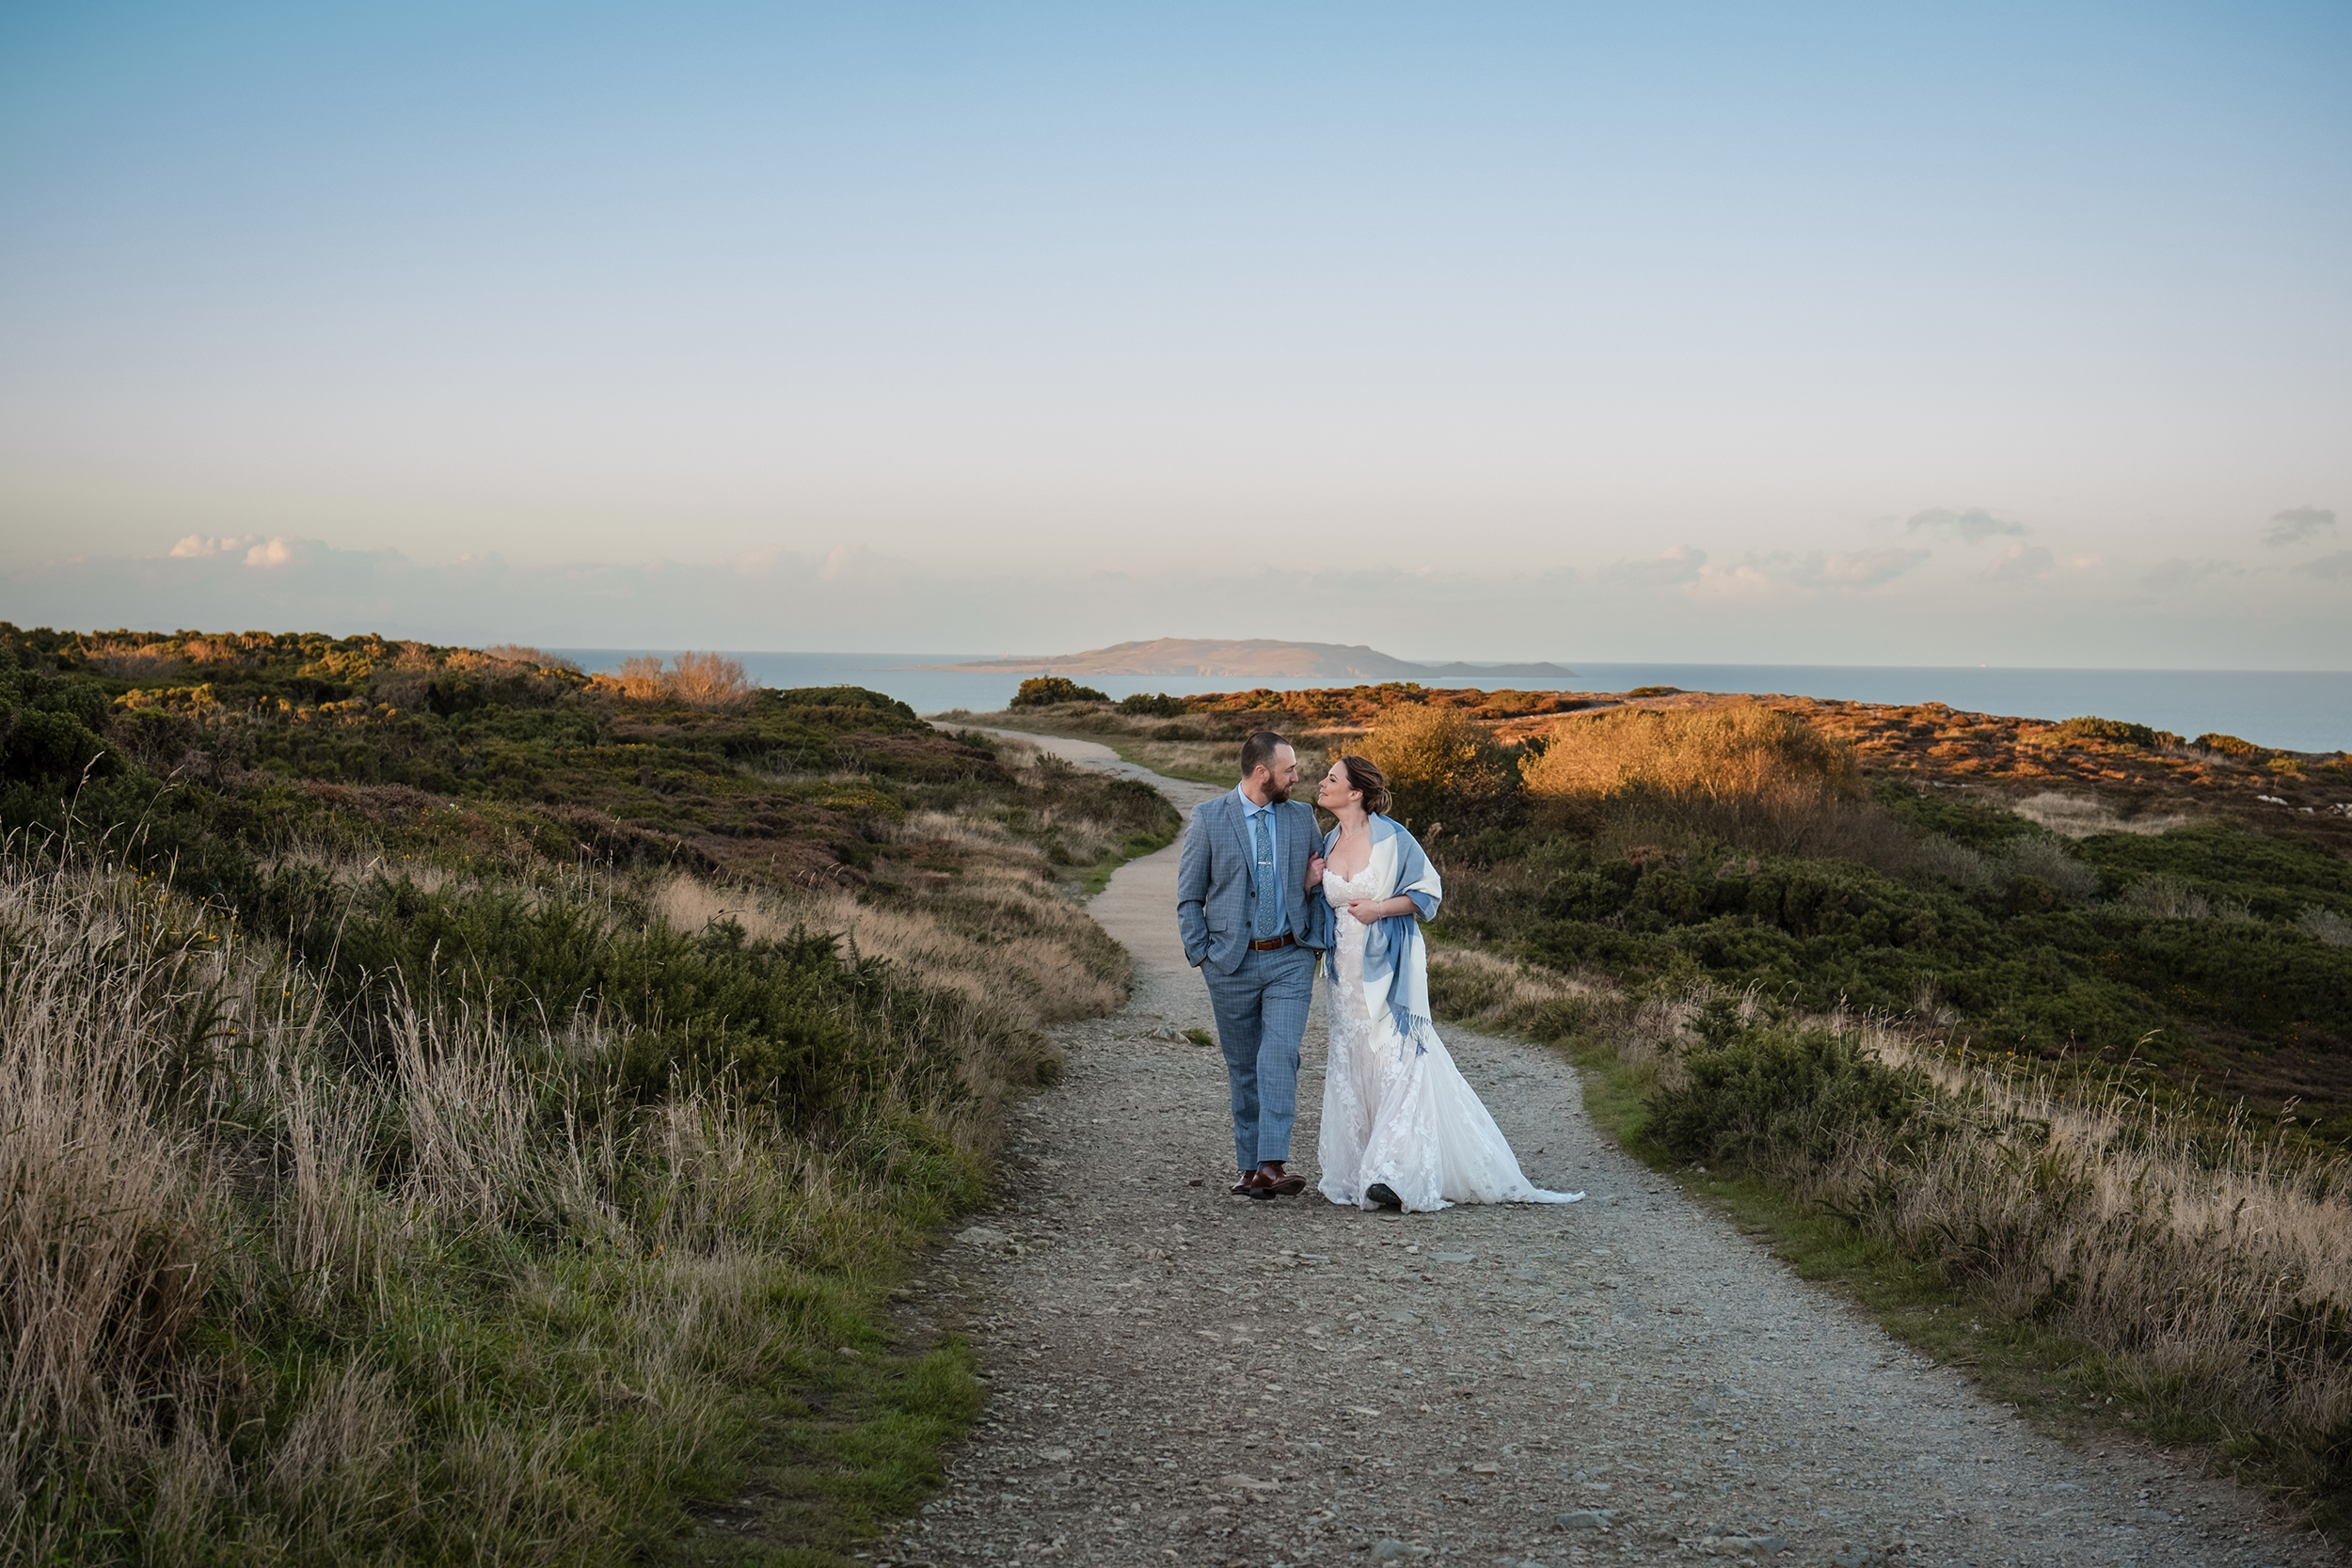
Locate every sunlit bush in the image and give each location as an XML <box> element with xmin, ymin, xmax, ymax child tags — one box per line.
<box><xmin>1009</xmin><ymin>676</ymin><xmax>1108</xmax><ymax>708</ymax></box>
<box><xmin>596</xmin><ymin>651</ymin><xmax>754</xmax><ymax>710</ymax></box>
<box><xmin>1358</xmin><ymin>705</ymin><xmax>1521</xmax><ymax>833</ymax></box>
<box><xmin>2058</xmin><ymin>715</ymin><xmax>2160</xmax><ymax>748</ymax></box>
<box><xmin>1520</xmin><ymin>700</ymin><xmax>1860</xmax><ymax>853</ymax></box>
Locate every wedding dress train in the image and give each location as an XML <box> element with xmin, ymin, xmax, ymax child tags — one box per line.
<box><xmin>1315</xmin><ymin>864</ymin><xmax>1583</xmax><ymax>1212</ymax></box>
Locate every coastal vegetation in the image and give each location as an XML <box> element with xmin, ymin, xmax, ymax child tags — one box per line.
<box><xmin>962</xmin><ymin>685</ymin><xmax>2352</xmax><ymax>1131</ymax></box>
<box><xmin>1008</xmin><ymin>675</ymin><xmax>1106</xmax><ymax>708</ymax></box>
<box><xmin>0</xmin><ymin>624</ymin><xmax>1175</xmax><ymax>1563</ymax></box>
<box><xmin>964</xmin><ymin>680</ymin><xmax>2352</xmax><ymax>1531</ymax></box>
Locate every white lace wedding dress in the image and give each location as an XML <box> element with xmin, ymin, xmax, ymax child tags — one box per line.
<box><xmin>1316</xmin><ymin>864</ymin><xmax>1584</xmax><ymax>1212</ymax></box>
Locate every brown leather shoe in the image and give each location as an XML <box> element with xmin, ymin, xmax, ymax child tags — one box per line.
<box><xmin>1257</xmin><ymin>1162</ymin><xmax>1307</xmax><ymax>1196</ymax></box>
<box><xmin>1233</xmin><ymin>1168</ymin><xmax>1283</xmax><ymax>1200</ymax></box>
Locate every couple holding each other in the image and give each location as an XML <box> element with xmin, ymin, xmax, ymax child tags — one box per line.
<box><xmin>1175</xmin><ymin>730</ymin><xmax>1582</xmax><ymax>1212</ymax></box>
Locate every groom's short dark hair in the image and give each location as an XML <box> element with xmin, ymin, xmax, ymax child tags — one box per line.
<box><xmin>1238</xmin><ymin>730</ymin><xmax>1290</xmax><ymax>779</ymax></box>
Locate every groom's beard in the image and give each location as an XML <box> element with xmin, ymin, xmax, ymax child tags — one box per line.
<box><xmin>1263</xmin><ymin>782</ymin><xmax>1291</xmax><ymax>804</ymax></box>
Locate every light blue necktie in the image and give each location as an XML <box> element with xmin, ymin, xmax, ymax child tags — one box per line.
<box><xmin>1249</xmin><ymin>809</ymin><xmax>1279</xmax><ymax>939</ymax></box>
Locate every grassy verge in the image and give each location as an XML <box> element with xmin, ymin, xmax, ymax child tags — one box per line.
<box><xmin>1556</xmin><ymin>1035</ymin><xmax>2216</xmax><ymax>1454</ymax></box>
<box><xmin>654</xmin><ymin>1338</ymin><xmax>983</xmax><ymax>1566</ymax></box>
<box><xmin>1430</xmin><ymin>950</ymin><xmax>2351</xmax><ymax>1544</ymax></box>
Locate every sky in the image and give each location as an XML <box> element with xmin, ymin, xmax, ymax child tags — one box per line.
<box><xmin>1</xmin><ymin>1</ymin><xmax>2347</xmax><ymax>667</ymax></box>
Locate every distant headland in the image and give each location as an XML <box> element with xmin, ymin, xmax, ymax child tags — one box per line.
<box><xmin>929</xmin><ymin>638</ymin><xmax>1573</xmax><ymax>683</ymax></box>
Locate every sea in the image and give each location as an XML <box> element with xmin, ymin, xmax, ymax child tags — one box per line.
<box><xmin>548</xmin><ymin>651</ymin><xmax>2352</xmax><ymax>755</ymax></box>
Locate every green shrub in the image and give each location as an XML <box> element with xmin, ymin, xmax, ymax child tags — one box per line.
<box><xmin>1116</xmin><ymin>691</ymin><xmax>1186</xmax><ymax>718</ymax></box>
<box><xmin>2059</xmin><ymin>715</ymin><xmax>2159</xmax><ymax>748</ymax></box>
<box><xmin>2194</xmin><ymin>732</ymin><xmax>2263</xmax><ymax>757</ymax></box>
<box><xmin>0</xmin><ymin>703</ymin><xmax>119</xmax><ymax>784</ymax></box>
<box><xmin>269</xmin><ymin>875</ymin><xmax>982</xmax><ymax>1115</ymax></box>
<box><xmin>1009</xmin><ymin>676</ymin><xmax>1108</xmax><ymax>708</ymax></box>
<box><xmin>1462</xmin><ymin>820</ymin><xmax>2352</xmax><ymax>1062</ymax></box>
<box><xmin>1648</xmin><ymin>1008</ymin><xmax>1938</xmax><ymax>1171</ymax></box>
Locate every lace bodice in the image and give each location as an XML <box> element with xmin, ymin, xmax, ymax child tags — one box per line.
<box><xmin>1322</xmin><ymin>866</ymin><xmax>1383</xmax><ymax>1001</ymax></box>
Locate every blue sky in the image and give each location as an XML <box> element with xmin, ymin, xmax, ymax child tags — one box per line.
<box><xmin>2</xmin><ymin>2</ymin><xmax>2347</xmax><ymax>665</ymax></box>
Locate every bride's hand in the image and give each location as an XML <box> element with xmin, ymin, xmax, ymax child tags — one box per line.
<box><xmin>1345</xmin><ymin>898</ymin><xmax>1383</xmax><ymax>925</ymax></box>
<box><xmin>1306</xmin><ymin>853</ymin><xmax>1327</xmax><ymax>890</ymax></box>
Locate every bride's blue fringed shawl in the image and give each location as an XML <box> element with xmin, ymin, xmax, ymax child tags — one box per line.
<box><xmin>1322</xmin><ymin>815</ymin><xmax>1443</xmax><ymax>1058</ymax></box>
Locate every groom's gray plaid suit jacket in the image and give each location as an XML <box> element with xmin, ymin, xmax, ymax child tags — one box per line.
<box><xmin>1175</xmin><ymin>792</ymin><xmax>1331</xmax><ymax>974</ymax></box>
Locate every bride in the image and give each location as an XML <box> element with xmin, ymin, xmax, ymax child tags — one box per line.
<box><xmin>1311</xmin><ymin>754</ymin><xmax>1583</xmax><ymax>1212</ymax></box>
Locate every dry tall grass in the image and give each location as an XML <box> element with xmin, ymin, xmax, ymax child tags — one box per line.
<box><xmin>2301</xmin><ymin>906</ymin><xmax>2352</xmax><ymax>946</ymax></box>
<box><xmin>0</xmin><ymin>846</ymin><xmax>1012</xmax><ymax>1562</ymax></box>
<box><xmin>1523</xmin><ymin>702</ymin><xmax>1862</xmax><ymax>851</ymax></box>
<box><xmin>598</xmin><ymin>652</ymin><xmax>755</xmax><ymax>710</ymax></box>
<box><xmin>650</xmin><ymin>847</ymin><xmax>1122</xmax><ymax>1034</ymax></box>
<box><xmin>1575</xmin><ymin>979</ymin><xmax>2352</xmax><ymax>1500</ymax></box>
<box><xmin>2009</xmin><ymin>791</ymin><xmax>2191</xmax><ymax>839</ymax></box>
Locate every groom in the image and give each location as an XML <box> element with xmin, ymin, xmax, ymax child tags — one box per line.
<box><xmin>1177</xmin><ymin>730</ymin><xmax>1331</xmax><ymax>1199</ymax></box>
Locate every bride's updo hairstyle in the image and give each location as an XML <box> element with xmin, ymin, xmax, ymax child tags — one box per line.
<box><xmin>1338</xmin><ymin>754</ymin><xmax>1393</xmax><ymax>817</ymax></box>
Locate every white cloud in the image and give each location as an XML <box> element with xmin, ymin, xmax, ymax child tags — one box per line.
<box><xmin>244</xmin><ymin>537</ymin><xmax>295</xmax><ymax>567</ymax></box>
<box><xmin>168</xmin><ymin>532</ymin><xmax>259</xmax><ymax>559</ymax></box>
<box><xmin>1670</xmin><ymin>546</ymin><xmax>1930</xmax><ymax>599</ymax></box>
<box><xmin>1984</xmin><ymin>543</ymin><xmax>2057</xmax><ymax>582</ymax></box>
<box><xmin>2265</xmin><ymin>505</ymin><xmax>2337</xmax><ymax>546</ymax></box>
<box><xmin>1681</xmin><ymin>562</ymin><xmax>1781</xmax><ymax>601</ymax></box>
<box><xmin>1605</xmin><ymin>544</ymin><xmax>1708</xmax><ymax>588</ymax></box>
<box><xmin>1906</xmin><ymin>507</ymin><xmax>2028</xmax><ymax>544</ymax></box>
<box><xmin>1785</xmin><ymin>547</ymin><xmax>1930</xmax><ymax>588</ymax></box>
<box><xmin>2141</xmin><ymin>557</ymin><xmax>2245</xmax><ymax>593</ymax></box>
<box><xmin>816</xmin><ymin>543</ymin><xmax>912</xmax><ymax>589</ymax></box>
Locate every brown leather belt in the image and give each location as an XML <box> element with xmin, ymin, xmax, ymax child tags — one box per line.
<box><xmin>1247</xmin><ymin>933</ymin><xmax>1295</xmax><ymax>952</ymax></box>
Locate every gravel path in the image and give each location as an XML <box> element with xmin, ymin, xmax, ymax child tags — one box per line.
<box><xmin>885</xmin><ymin>734</ymin><xmax>2328</xmax><ymax>1568</ymax></box>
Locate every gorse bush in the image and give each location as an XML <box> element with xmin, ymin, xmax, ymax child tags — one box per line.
<box><xmin>0</xmin><ymin>639</ymin><xmax>119</xmax><ymax>787</ymax></box>
<box><xmin>1009</xmin><ymin>676</ymin><xmax>1109</xmax><ymax>708</ymax></box>
<box><xmin>1648</xmin><ymin>1001</ymin><xmax>1941</xmax><ymax>1173</ymax></box>
<box><xmin>2058</xmin><ymin>715</ymin><xmax>2162</xmax><ymax>748</ymax></box>
<box><xmin>1115</xmin><ymin>690</ymin><xmax>1187</xmax><ymax>718</ymax></box>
